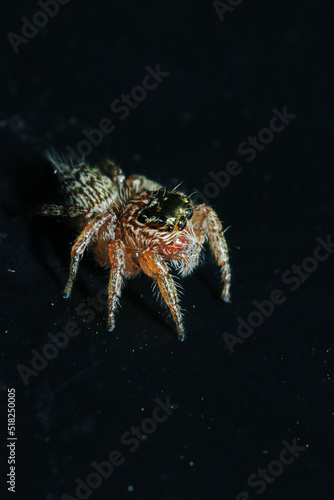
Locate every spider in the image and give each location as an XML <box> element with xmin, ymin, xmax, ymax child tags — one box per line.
<box><xmin>32</xmin><ymin>156</ymin><xmax>231</xmax><ymax>341</ymax></box>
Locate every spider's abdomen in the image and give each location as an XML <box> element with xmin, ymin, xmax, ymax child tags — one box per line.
<box><xmin>53</xmin><ymin>158</ymin><xmax>121</xmax><ymax>215</ymax></box>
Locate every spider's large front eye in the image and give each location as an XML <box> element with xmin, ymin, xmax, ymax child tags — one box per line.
<box><xmin>185</xmin><ymin>207</ymin><xmax>193</xmax><ymax>220</ymax></box>
<box><xmin>177</xmin><ymin>217</ymin><xmax>187</xmax><ymax>231</ymax></box>
<box><xmin>137</xmin><ymin>213</ymin><xmax>147</xmax><ymax>224</ymax></box>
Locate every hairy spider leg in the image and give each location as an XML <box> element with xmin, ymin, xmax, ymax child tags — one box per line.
<box><xmin>97</xmin><ymin>159</ymin><xmax>126</xmax><ymax>189</ymax></box>
<box><xmin>125</xmin><ymin>175</ymin><xmax>163</xmax><ymax>193</ymax></box>
<box><xmin>107</xmin><ymin>240</ymin><xmax>126</xmax><ymax>331</ymax></box>
<box><xmin>194</xmin><ymin>204</ymin><xmax>231</xmax><ymax>302</ymax></box>
<box><xmin>63</xmin><ymin>212</ymin><xmax>115</xmax><ymax>298</ymax></box>
<box><xmin>27</xmin><ymin>204</ymin><xmax>93</xmax><ymax>218</ymax></box>
<box><xmin>139</xmin><ymin>248</ymin><xmax>185</xmax><ymax>341</ymax></box>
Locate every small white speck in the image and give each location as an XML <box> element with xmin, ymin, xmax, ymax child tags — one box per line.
<box><xmin>127</xmin><ymin>485</ymin><xmax>134</xmax><ymax>492</ymax></box>
<box><xmin>7</xmin><ymin>269</ymin><xmax>15</xmax><ymax>273</ymax></box>
<box><xmin>189</xmin><ymin>461</ymin><xmax>194</xmax><ymax>466</ymax></box>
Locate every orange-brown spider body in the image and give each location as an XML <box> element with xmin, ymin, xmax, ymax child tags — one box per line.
<box><xmin>34</xmin><ymin>156</ymin><xmax>231</xmax><ymax>341</ymax></box>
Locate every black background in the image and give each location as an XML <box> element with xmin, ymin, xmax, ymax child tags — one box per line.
<box><xmin>0</xmin><ymin>1</ymin><xmax>333</xmax><ymax>499</ymax></box>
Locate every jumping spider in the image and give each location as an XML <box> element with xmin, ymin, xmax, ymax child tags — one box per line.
<box><xmin>33</xmin><ymin>156</ymin><xmax>231</xmax><ymax>341</ymax></box>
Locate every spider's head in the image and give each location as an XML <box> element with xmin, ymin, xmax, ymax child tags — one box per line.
<box><xmin>137</xmin><ymin>190</ymin><xmax>193</xmax><ymax>232</ymax></box>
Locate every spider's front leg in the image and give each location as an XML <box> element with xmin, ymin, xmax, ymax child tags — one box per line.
<box><xmin>139</xmin><ymin>249</ymin><xmax>185</xmax><ymax>341</ymax></box>
<box><xmin>193</xmin><ymin>204</ymin><xmax>231</xmax><ymax>302</ymax></box>
<box><xmin>63</xmin><ymin>212</ymin><xmax>115</xmax><ymax>298</ymax></box>
<box><xmin>107</xmin><ymin>240</ymin><xmax>126</xmax><ymax>331</ymax></box>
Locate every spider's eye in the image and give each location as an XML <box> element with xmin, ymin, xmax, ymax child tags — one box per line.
<box><xmin>177</xmin><ymin>217</ymin><xmax>187</xmax><ymax>231</ymax></box>
<box><xmin>137</xmin><ymin>213</ymin><xmax>147</xmax><ymax>224</ymax></box>
<box><xmin>185</xmin><ymin>208</ymin><xmax>193</xmax><ymax>220</ymax></box>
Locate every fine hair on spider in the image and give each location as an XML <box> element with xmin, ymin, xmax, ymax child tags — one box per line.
<box><xmin>30</xmin><ymin>155</ymin><xmax>231</xmax><ymax>341</ymax></box>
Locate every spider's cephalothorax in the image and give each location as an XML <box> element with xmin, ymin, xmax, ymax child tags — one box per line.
<box><xmin>33</xmin><ymin>156</ymin><xmax>231</xmax><ymax>341</ymax></box>
<box><xmin>137</xmin><ymin>190</ymin><xmax>193</xmax><ymax>232</ymax></box>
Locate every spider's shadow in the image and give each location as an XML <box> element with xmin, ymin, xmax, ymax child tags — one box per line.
<box><xmin>12</xmin><ymin>155</ymin><xmax>95</xmax><ymax>299</ymax></box>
